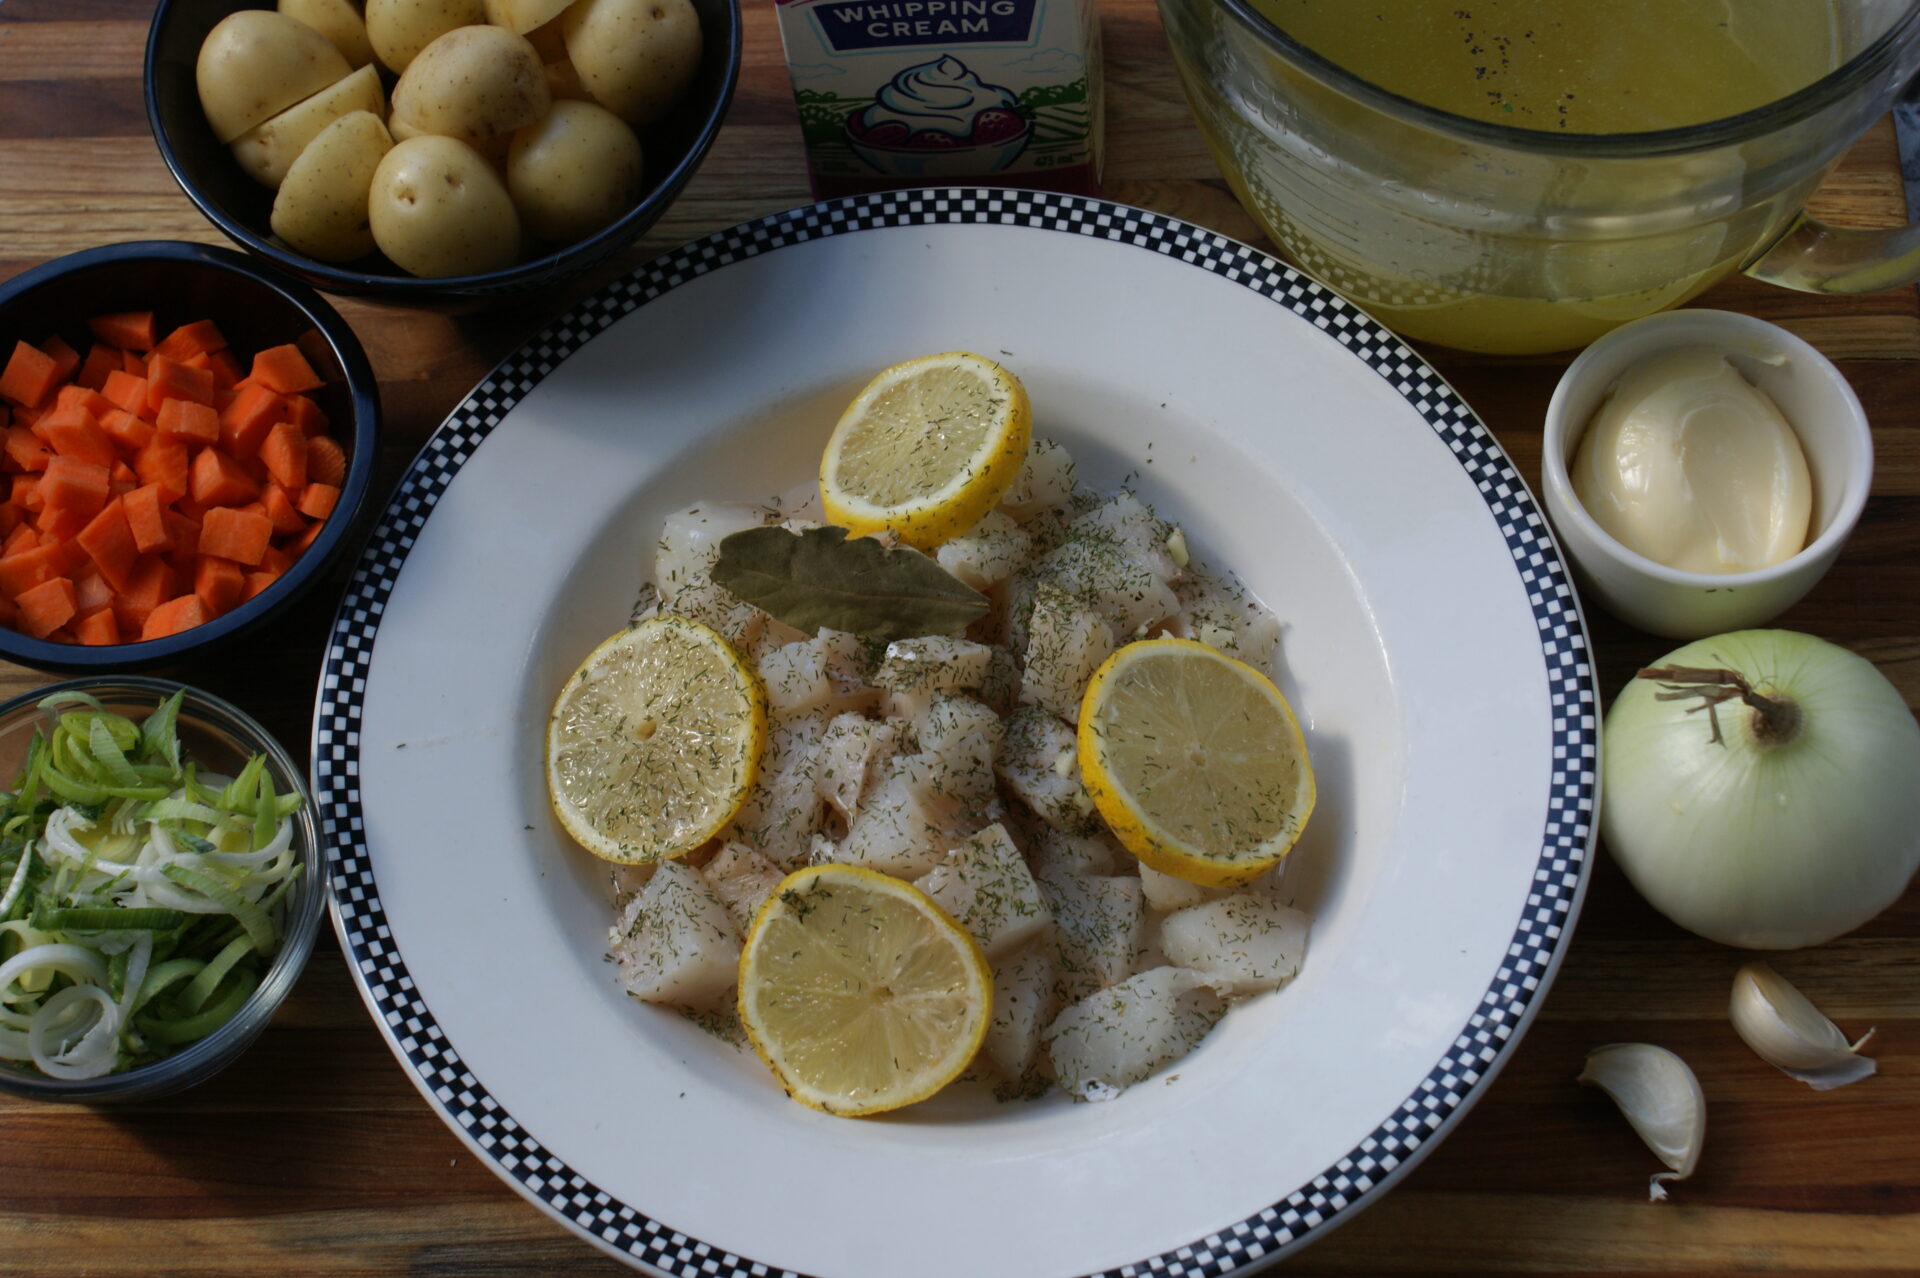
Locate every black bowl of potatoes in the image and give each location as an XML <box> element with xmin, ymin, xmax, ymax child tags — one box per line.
<box><xmin>146</xmin><ymin>0</ymin><xmax>740</xmax><ymax>301</ymax></box>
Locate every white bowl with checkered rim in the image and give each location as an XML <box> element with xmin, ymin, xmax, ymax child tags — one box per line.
<box><xmin>314</xmin><ymin>188</ymin><xmax>1598</xmax><ymax>1278</ymax></box>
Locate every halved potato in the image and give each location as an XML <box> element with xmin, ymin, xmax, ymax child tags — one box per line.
<box><xmin>271</xmin><ymin>110</ymin><xmax>395</xmax><ymax>262</ymax></box>
<box><xmin>391</xmin><ymin>25</ymin><xmax>550</xmax><ymax>149</ymax></box>
<box><xmin>507</xmin><ymin>99</ymin><xmax>643</xmax><ymax>242</ymax></box>
<box><xmin>278</xmin><ymin>0</ymin><xmax>376</xmax><ymax>67</ymax></box>
<box><xmin>562</xmin><ymin>0</ymin><xmax>702</xmax><ymax>126</ymax></box>
<box><xmin>232</xmin><ymin>63</ymin><xmax>387</xmax><ymax>189</ymax></box>
<box><xmin>483</xmin><ymin>0</ymin><xmax>576</xmax><ymax>34</ymax></box>
<box><xmin>196</xmin><ymin>10</ymin><xmax>353</xmax><ymax>143</ymax></box>
<box><xmin>366</xmin><ymin>0</ymin><xmax>487</xmax><ymax>72</ymax></box>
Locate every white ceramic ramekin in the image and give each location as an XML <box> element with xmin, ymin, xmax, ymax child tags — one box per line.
<box><xmin>1541</xmin><ymin>309</ymin><xmax>1873</xmax><ymax>638</ymax></box>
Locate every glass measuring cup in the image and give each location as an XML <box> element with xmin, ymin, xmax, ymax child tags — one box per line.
<box><xmin>1157</xmin><ymin>0</ymin><xmax>1920</xmax><ymax>353</ymax></box>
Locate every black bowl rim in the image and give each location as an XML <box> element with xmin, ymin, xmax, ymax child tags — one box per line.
<box><xmin>0</xmin><ymin>240</ymin><xmax>380</xmax><ymax>671</ymax></box>
<box><xmin>0</xmin><ymin>674</ymin><xmax>324</xmax><ymax>1102</ymax></box>
<box><xmin>144</xmin><ymin>0</ymin><xmax>745</xmax><ymax>298</ymax></box>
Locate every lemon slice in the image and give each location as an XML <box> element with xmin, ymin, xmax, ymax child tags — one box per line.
<box><xmin>819</xmin><ymin>352</ymin><xmax>1033</xmax><ymax>550</ymax></box>
<box><xmin>546</xmin><ymin>616</ymin><xmax>767</xmax><ymax>864</ymax></box>
<box><xmin>737</xmin><ymin>864</ymin><xmax>993</xmax><ymax>1116</ymax></box>
<box><xmin>1077</xmin><ymin>638</ymin><xmax>1316</xmax><ymax>888</ymax></box>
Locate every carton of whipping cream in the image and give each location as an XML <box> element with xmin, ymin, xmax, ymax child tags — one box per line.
<box><xmin>775</xmin><ymin>0</ymin><xmax>1104</xmax><ymax>198</ymax></box>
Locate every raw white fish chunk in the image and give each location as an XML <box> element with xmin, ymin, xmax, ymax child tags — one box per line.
<box><xmin>1138</xmin><ymin>862</ymin><xmax>1214</xmax><ymax>913</ymax></box>
<box><xmin>914</xmin><ymin>823</ymin><xmax>1051</xmax><ymax>959</ymax></box>
<box><xmin>834</xmin><ymin>769</ymin><xmax>960</xmax><ymax>879</ymax></box>
<box><xmin>874</xmin><ymin>636</ymin><xmax>995</xmax><ymax>695</ymax></box>
<box><xmin>999</xmin><ymin>438</ymin><xmax>1077</xmax><ymax>521</ymax></box>
<box><xmin>938</xmin><ymin>511</ymin><xmax>1034</xmax><ymax>590</ymax></box>
<box><xmin>727</xmin><ymin>711</ymin><xmax>827</xmax><ymax>869</ymax></box>
<box><xmin>705</xmin><ymin>841</ymin><xmax>787</xmax><ymax>933</ymax></box>
<box><xmin>1020</xmin><ymin>586</ymin><xmax>1115</xmax><ymax>723</ymax></box>
<box><xmin>1160</xmin><ymin>893</ymin><xmax>1310</xmax><ymax>996</ymax></box>
<box><xmin>997</xmin><ymin>705</ymin><xmax>1101</xmax><ymax>835</ymax></box>
<box><xmin>653</xmin><ymin>502</ymin><xmax>770</xmax><ymax>641</ymax></box>
<box><xmin>1037</xmin><ymin>868</ymin><xmax>1145</xmax><ymax>1001</ymax></box>
<box><xmin>1170</xmin><ymin>572</ymin><xmax>1282</xmax><ymax>675</ymax></box>
<box><xmin>757</xmin><ymin>640</ymin><xmax>832</xmax><ymax>716</ymax></box>
<box><xmin>1044</xmin><ymin>966</ymin><xmax>1225</xmax><ymax>1100</ymax></box>
<box><xmin>814</xmin><ymin>713</ymin><xmax>901</xmax><ymax>824</ymax></box>
<box><xmin>610</xmin><ymin>861</ymin><xmax>742</xmax><ymax>1009</ymax></box>
<box><xmin>983</xmin><ymin>936</ymin><xmax>1057</xmax><ymax>1082</ymax></box>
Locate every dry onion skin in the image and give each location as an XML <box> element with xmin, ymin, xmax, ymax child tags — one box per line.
<box><xmin>1600</xmin><ymin>630</ymin><xmax>1920</xmax><ymax>950</ymax></box>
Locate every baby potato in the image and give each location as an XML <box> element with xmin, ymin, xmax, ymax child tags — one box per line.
<box><xmin>369</xmin><ymin>134</ymin><xmax>522</xmax><ymax>277</ymax></box>
<box><xmin>483</xmin><ymin>0</ymin><xmax>576</xmax><ymax>34</ymax></box>
<box><xmin>196</xmin><ymin>10</ymin><xmax>353</xmax><ymax>143</ymax></box>
<box><xmin>391</xmin><ymin>25</ymin><xmax>550</xmax><ymax>149</ymax></box>
<box><xmin>278</xmin><ymin>0</ymin><xmax>375</xmax><ymax>68</ymax></box>
<box><xmin>562</xmin><ymin>0</ymin><xmax>702</xmax><ymax>126</ymax></box>
<box><xmin>232</xmin><ymin>63</ymin><xmax>386</xmax><ymax>189</ymax></box>
<box><xmin>366</xmin><ymin>0</ymin><xmax>486</xmax><ymax>72</ymax></box>
<box><xmin>271</xmin><ymin>110</ymin><xmax>395</xmax><ymax>262</ymax></box>
<box><xmin>507</xmin><ymin>100</ymin><xmax>644</xmax><ymax>243</ymax></box>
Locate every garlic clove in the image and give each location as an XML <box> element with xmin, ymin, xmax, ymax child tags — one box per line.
<box><xmin>1729</xmin><ymin>961</ymin><xmax>1877</xmax><ymax>1091</ymax></box>
<box><xmin>1577</xmin><ymin>1042</ymin><xmax>1705</xmax><ymax>1202</ymax></box>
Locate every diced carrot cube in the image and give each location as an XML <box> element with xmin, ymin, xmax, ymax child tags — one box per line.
<box><xmin>285</xmin><ymin>394</ymin><xmax>328</xmax><ymax>437</ymax></box>
<box><xmin>13</xmin><ymin>475</ymin><xmax>40</xmax><ymax>510</ymax></box>
<box><xmin>121</xmin><ymin>348</ymin><xmax>145</xmax><ymax>376</ymax></box>
<box><xmin>260</xmin><ymin>422</ymin><xmax>307</xmax><ymax>490</ymax></box>
<box><xmin>77</xmin><ymin>343</ymin><xmax>122</xmax><ymax>392</ymax></box>
<box><xmin>140</xmin><ymin>593</ymin><xmax>208</xmax><ymax>640</ymax></box>
<box><xmin>144</xmin><ymin>355</ymin><xmax>215</xmax><ymax>414</ymax></box>
<box><xmin>198</xmin><ymin>506</ymin><xmax>272</xmax><ymax>566</ymax></box>
<box><xmin>190</xmin><ymin>448</ymin><xmax>259</xmax><ymax>508</ymax></box>
<box><xmin>296</xmin><ymin>481</ymin><xmax>339</xmax><ymax>522</ymax></box>
<box><xmin>0</xmin><ymin>341</ymin><xmax>61</xmax><ymax>409</ymax></box>
<box><xmin>4</xmin><ymin>426</ymin><xmax>52</xmax><ymax>473</ymax></box>
<box><xmin>98</xmin><ymin>409</ymin><xmax>153</xmax><ymax>452</ymax></box>
<box><xmin>0</xmin><ymin>544</ymin><xmax>61</xmax><ymax>598</ymax></box>
<box><xmin>133</xmin><ymin>436</ymin><xmax>190</xmax><ymax>503</ymax></box>
<box><xmin>161</xmin><ymin>508</ymin><xmax>201</xmax><ymax>571</ymax></box>
<box><xmin>124</xmin><ymin>483</ymin><xmax>170</xmax><ymax>554</ymax></box>
<box><xmin>250</xmin><ymin>344</ymin><xmax>323</xmax><ymax>394</ymax></box>
<box><xmin>258</xmin><ymin>542</ymin><xmax>292</xmax><ymax>575</ymax></box>
<box><xmin>89</xmin><ymin>312</ymin><xmax>156</xmax><ymax>351</ymax></box>
<box><xmin>41</xmin><ymin>408</ymin><xmax>118</xmax><ymax>468</ymax></box>
<box><xmin>54</xmin><ymin>384</ymin><xmax>111</xmax><ymax>418</ymax></box>
<box><xmin>241</xmin><ymin>569</ymin><xmax>281</xmax><ymax>601</ymax></box>
<box><xmin>74</xmin><ymin>606</ymin><xmax>119</xmax><ymax>646</ymax></box>
<box><xmin>260</xmin><ymin>482</ymin><xmax>305</xmax><ymax>536</ymax></box>
<box><xmin>194</xmin><ymin>555</ymin><xmax>245</xmax><ymax>617</ymax></box>
<box><xmin>15</xmin><ymin>576</ymin><xmax>77</xmax><ymax>639</ymax></box>
<box><xmin>217</xmin><ymin>381</ymin><xmax>285</xmax><ymax>458</ymax></box>
<box><xmin>75</xmin><ymin>497</ymin><xmax>138</xmax><ymax>592</ymax></box>
<box><xmin>40</xmin><ymin>336</ymin><xmax>80</xmax><ymax>387</ymax></box>
<box><xmin>73</xmin><ymin>572</ymin><xmax>113</xmax><ymax>617</ymax></box>
<box><xmin>36</xmin><ymin>503</ymin><xmax>92</xmax><ymax>542</ymax></box>
<box><xmin>39</xmin><ymin>455</ymin><xmax>111</xmax><ymax>518</ymax></box>
<box><xmin>111</xmin><ymin>556</ymin><xmax>174</xmax><ymax>632</ymax></box>
<box><xmin>156</xmin><ymin>398</ymin><xmax>221</xmax><ymax>446</ymax></box>
<box><xmin>2</xmin><ymin>524</ymin><xmax>37</xmax><ymax>557</ymax></box>
<box><xmin>305</xmin><ymin>435</ymin><xmax>346</xmax><ymax>487</ymax></box>
<box><xmin>101</xmin><ymin>369</ymin><xmax>149</xmax><ymax>415</ymax></box>
<box><xmin>153</xmin><ymin>319</ymin><xmax>227</xmax><ymax>363</ymax></box>
<box><xmin>208</xmin><ymin>349</ymin><xmax>245</xmax><ymax>391</ymax></box>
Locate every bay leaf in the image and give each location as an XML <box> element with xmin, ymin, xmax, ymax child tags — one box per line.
<box><xmin>712</xmin><ymin>525</ymin><xmax>989</xmax><ymax>641</ymax></box>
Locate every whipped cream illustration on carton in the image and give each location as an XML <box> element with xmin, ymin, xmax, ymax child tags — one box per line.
<box><xmin>776</xmin><ymin>0</ymin><xmax>1104</xmax><ymax>197</ymax></box>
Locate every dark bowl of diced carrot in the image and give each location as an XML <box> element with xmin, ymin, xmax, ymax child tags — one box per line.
<box><xmin>0</xmin><ymin>240</ymin><xmax>378</xmax><ymax>671</ymax></box>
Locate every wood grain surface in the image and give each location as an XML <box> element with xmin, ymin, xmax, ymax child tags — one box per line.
<box><xmin>2</xmin><ymin>2</ymin><xmax>1918</xmax><ymax>1275</ymax></box>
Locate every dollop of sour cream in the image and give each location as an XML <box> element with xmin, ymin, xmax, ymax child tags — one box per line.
<box><xmin>1572</xmin><ymin>347</ymin><xmax>1813</xmax><ymax>575</ymax></box>
<box><xmin>861</xmin><ymin>56</ymin><xmax>1016</xmax><ymax>136</ymax></box>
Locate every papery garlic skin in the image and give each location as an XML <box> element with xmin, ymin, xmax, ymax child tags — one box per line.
<box><xmin>1730</xmin><ymin>961</ymin><xmax>1877</xmax><ymax>1091</ymax></box>
<box><xmin>1577</xmin><ymin>1043</ymin><xmax>1706</xmax><ymax>1202</ymax></box>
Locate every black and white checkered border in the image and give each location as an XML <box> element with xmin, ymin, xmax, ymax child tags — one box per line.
<box><xmin>313</xmin><ymin>187</ymin><xmax>1597</xmax><ymax>1278</ymax></box>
